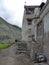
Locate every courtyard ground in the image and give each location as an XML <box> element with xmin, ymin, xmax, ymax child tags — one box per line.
<box><xmin>0</xmin><ymin>44</ymin><xmax>34</xmax><ymax>65</ymax></box>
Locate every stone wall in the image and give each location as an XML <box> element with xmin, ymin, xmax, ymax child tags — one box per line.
<box><xmin>43</xmin><ymin>32</ymin><xmax>49</xmax><ymax>63</ymax></box>
<box><xmin>0</xmin><ymin>17</ymin><xmax>22</xmax><ymax>43</ymax></box>
<box><xmin>43</xmin><ymin>13</ymin><xmax>49</xmax><ymax>63</ymax></box>
<box><xmin>34</xmin><ymin>0</ymin><xmax>49</xmax><ymax>49</ymax></box>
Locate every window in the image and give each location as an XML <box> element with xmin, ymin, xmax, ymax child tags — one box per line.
<box><xmin>26</xmin><ymin>8</ymin><xmax>34</xmax><ymax>15</ymax></box>
<box><xmin>37</xmin><ymin>21</ymin><xmax>43</xmax><ymax>36</ymax></box>
<box><xmin>29</xmin><ymin>28</ymin><xmax>31</xmax><ymax>31</ymax></box>
<box><xmin>28</xmin><ymin>21</ymin><xmax>32</xmax><ymax>25</ymax></box>
<box><xmin>26</xmin><ymin>11</ymin><xmax>31</xmax><ymax>14</ymax></box>
<box><xmin>28</xmin><ymin>28</ymin><xmax>31</xmax><ymax>34</ymax></box>
<box><xmin>27</xmin><ymin>18</ymin><xmax>32</xmax><ymax>25</ymax></box>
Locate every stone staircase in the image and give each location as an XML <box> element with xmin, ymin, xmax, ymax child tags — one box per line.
<box><xmin>16</xmin><ymin>41</ymin><xmax>29</xmax><ymax>55</ymax></box>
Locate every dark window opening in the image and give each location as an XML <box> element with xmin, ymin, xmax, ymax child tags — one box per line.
<box><xmin>28</xmin><ymin>21</ymin><xmax>32</xmax><ymax>25</ymax></box>
<box><xmin>27</xmin><ymin>18</ymin><xmax>32</xmax><ymax>25</ymax></box>
<box><xmin>29</xmin><ymin>28</ymin><xmax>31</xmax><ymax>30</ymax></box>
<box><xmin>26</xmin><ymin>11</ymin><xmax>31</xmax><ymax>14</ymax></box>
<box><xmin>26</xmin><ymin>10</ymin><xmax>32</xmax><ymax>14</ymax></box>
<box><xmin>37</xmin><ymin>21</ymin><xmax>43</xmax><ymax>36</ymax></box>
<box><xmin>26</xmin><ymin>8</ymin><xmax>34</xmax><ymax>14</ymax></box>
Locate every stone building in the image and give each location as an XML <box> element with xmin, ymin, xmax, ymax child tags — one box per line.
<box><xmin>0</xmin><ymin>17</ymin><xmax>22</xmax><ymax>43</ymax></box>
<box><xmin>22</xmin><ymin>5</ymin><xmax>40</xmax><ymax>41</ymax></box>
<box><xmin>22</xmin><ymin>0</ymin><xmax>49</xmax><ymax>62</ymax></box>
<box><xmin>34</xmin><ymin>0</ymin><xmax>49</xmax><ymax>63</ymax></box>
<box><xmin>22</xmin><ymin>5</ymin><xmax>39</xmax><ymax>58</ymax></box>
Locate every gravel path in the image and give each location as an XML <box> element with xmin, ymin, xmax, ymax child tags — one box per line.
<box><xmin>0</xmin><ymin>44</ymin><xmax>34</xmax><ymax>65</ymax></box>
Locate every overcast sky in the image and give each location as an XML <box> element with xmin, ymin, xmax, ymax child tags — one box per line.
<box><xmin>0</xmin><ymin>0</ymin><xmax>47</xmax><ymax>27</ymax></box>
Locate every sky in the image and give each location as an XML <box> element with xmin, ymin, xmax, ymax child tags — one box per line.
<box><xmin>0</xmin><ymin>0</ymin><xmax>47</xmax><ymax>27</ymax></box>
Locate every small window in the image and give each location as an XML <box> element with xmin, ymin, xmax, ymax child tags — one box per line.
<box><xmin>26</xmin><ymin>11</ymin><xmax>31</xmax><ymax>14</ymax></box>
<box><xmin>29</xmin><ymin>28</ymin><xmax>31</xmax><ymax>30</ymax></box>
<box><xmin>28</xmin><ymin>22</ymin><xmax>32</xmax><ymax>25</ymax></box>
<box><xmin>28</xmin><ymin>29</ymin><xmax>31</xmax><ymax>34</ymax></box>
<box><xmin>37</xmin><ymin>21</ymin><xmax>43</xmax><ymax>36</ymax></box>
<box><xmin>26</xmin><ymin>8</ymin><xmax>34</xmax><ymax>15</ymax></box>
<box><xmin>27</xmin><ymin>18</ymin><xmax>32</xmax><ymax>25</ymax></box>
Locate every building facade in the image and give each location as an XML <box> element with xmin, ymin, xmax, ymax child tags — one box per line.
<box><xmin>22</xmin><ymin>6</ymin><xmax>39</xmax><ymax>48</ymax></box>
<box><xmin>22</xmin><ymin>0</ymin><xmax>49</xmax><ymax>62</ymax></box>
<box><xmin>34</xmin><ymin>0</ymin><xmax>49</xmax><ymax>63</ymax></box>
<box><xmin>22</xmin><ymin>5</ymin><xmax>39</xmax><ymax>58</ymax></box>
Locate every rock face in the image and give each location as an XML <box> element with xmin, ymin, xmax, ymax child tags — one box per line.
<box><xmin>0</xmin><ymin>17</ymin><xmax>22</xmax><ymax>43</ymax></box>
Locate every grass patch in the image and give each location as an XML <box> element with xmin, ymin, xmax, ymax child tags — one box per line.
<box><xmin>0</xmin><ymin>42</ymin><xmax>15</xmax><ymax>50</ymax></box>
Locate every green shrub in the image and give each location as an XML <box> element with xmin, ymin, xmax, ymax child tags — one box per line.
<box><xmin>0</xmin><ymin>42</ymin><xmax>15</xmax><ymax>50</ymax></box>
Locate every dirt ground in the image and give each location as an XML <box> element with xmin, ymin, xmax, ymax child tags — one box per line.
<box><xmin>0</xmin><ymin>44</ymin><xmax>34</xmax><ymax>65</ymax></box>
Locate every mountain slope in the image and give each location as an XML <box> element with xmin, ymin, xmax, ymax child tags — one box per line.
<box><xmin>0</xmin><ymin>17</ymin><xmax>22</xmax><ymax>43</ymax></box>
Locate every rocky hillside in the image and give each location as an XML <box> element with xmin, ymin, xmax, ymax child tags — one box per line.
<box><xmin>0</xmin><ymin>17</ymin><xmax>22</xmax><ymax>43</ymax></box>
